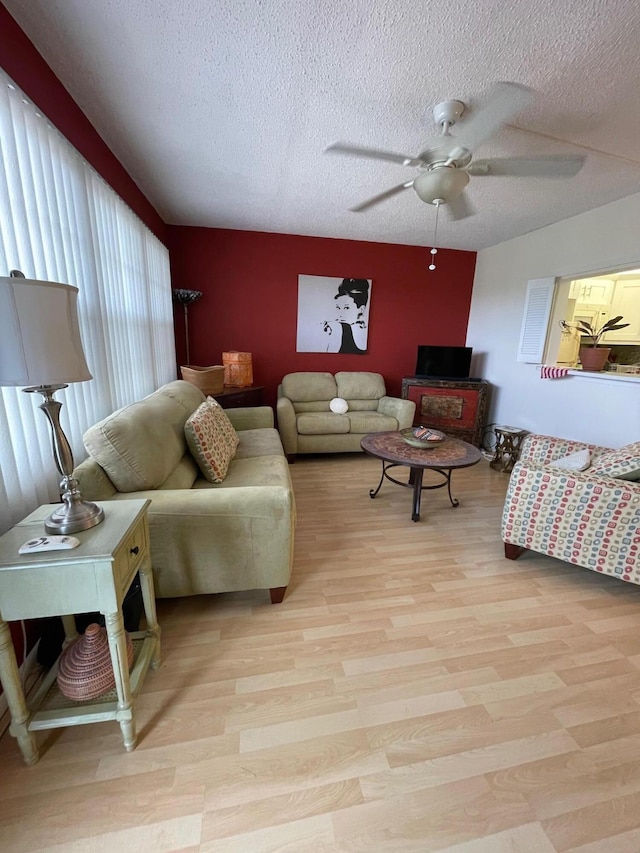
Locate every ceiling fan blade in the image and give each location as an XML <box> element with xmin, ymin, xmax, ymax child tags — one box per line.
<box><xmin>453</xmin><ymin>82</ymin><xmax>534</xmax><ymax>152</ymax></box>
<box><xmin>467</xmin><ymin>155</ymin><xmax>585</xmax><ymax>177</ymax></box>
<box><xmin>326</xmin><ymin>142</ymin><xmax>424</xmax><ymax>168</ymax></box>
<box><xmin>349</xmin><ymin>181</ymin><xmax>414</xmax><ymax>212</ymax></box>
<box><xmin>446</xmin><ymin>191</ymin><xmax>475</xmax><ymax>221</ymax></box>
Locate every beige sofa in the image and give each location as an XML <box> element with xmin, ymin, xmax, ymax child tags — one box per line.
<box><xmin>276</xmin><ymin>371</ymin><xmax>416</xmax><ymax>460</ymax></box>
<box><xmin>73</xmin><ymin>380</ymin><xmax>296</xmax><ymax>602</ymax></box>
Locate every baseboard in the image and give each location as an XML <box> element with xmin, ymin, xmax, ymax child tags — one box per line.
<box><xmin>0</xmin><ymin>642</ymin><xmax>44</xmax><ymax>739</ymax></box>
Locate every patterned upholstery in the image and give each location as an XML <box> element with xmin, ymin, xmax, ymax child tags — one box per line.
<box><xmin>590</xmin><ymin>441</ymin><xmax>640</xmax><ymax>481</ymax></box>
<box><xmin>184</xmin><ymin>399</ymin><xmax>239</xmax><ymax>482</ymax></box>
<box><xmin>205</xmin><ymin>397</ymin><xmax>240</xmax><ymax>453</ymax></box>
<box><xmin>516</xmin><ymin>433</ymin><xmax>606</xmax><ymax>466</ymax></box>
<box><xmin>501</xmin><ymin>433</ymin><xmax>640</xmax><ymax>585</ymax></box>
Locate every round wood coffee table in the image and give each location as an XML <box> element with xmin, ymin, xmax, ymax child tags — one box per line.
<box><xmin>360</xmin><ymin>431</ymin><xmax>482</xmax><ymax>522</ymax></box>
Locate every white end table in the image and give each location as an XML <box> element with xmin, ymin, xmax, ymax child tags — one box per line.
<box><xmin>0</xmin><ymin>498</ymin><xmax>160</xmax><ymax>765</ymax></box>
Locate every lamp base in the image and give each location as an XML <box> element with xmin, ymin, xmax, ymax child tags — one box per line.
<box><xmin>45</xmin><ymin>499</ymin><xmax>104</xmax><ymax>535</ymax></box>
<box><xmin>23</xmin><ymin>384</ymin><xmax>106</xmax><ymax>535</ymax></box>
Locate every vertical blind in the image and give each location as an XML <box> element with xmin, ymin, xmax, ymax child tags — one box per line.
<box><xmin>0</xmin><ymin>69</ymin><xmax>176</xmax><ymax>535</ymax></box>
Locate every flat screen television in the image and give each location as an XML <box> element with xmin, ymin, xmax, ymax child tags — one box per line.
<box><xmin>415</xmin><ymin>345</ymin><xmax>473</xmax><ymax>380</ymax></box>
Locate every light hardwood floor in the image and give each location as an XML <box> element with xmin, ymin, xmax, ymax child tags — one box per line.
<box><xmin>1</xmin><ymin>453</ymin><xmax>640</xmax><ymax>851</ymax></box>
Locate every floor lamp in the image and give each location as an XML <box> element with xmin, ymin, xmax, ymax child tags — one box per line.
<box><xmin>172</xmin><ymin>289</ymin><xmax>202</xmax><ymax>365</ymax></box>
<box><xmin>0</xmin><ymin>271</ymin><xmax>104</xmax><ymax>535</ymax></box>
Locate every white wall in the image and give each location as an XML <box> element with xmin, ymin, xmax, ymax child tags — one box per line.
<box><xmin>467</xmin><ymin>192</ymin><xmax>640</xmax><ymax>448</ymax></box>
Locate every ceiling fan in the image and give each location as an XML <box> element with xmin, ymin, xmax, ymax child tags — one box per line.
<box><xmin>325</xmin><ymin>82</ymin><xmax>586</xmax><ymax>220</ymax></box>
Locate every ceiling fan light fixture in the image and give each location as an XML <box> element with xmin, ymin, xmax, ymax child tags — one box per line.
<box><xmin>327</xmin><ymin>83</ymin><xmax>585</xmax><ymax>218</ymax></box>
<box><xmin>413</xmin><ymin>167</ymin><xmax>470</xmax><ymax>205</ymax></box>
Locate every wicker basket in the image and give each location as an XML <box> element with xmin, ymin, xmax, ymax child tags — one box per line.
<box><xmin>180</xmin><ymin>365</ymin><xmax>225</xmax><ymax>395</ymax></box>
<box><xmin>222</xmin><ymin>351</ymin><xmax>253</xmax><ymax>387</ymax></box>
<box><xmin>57</xmin><ymin>623</ymin><xmax>134</xmax><ymax>701</ymax></box>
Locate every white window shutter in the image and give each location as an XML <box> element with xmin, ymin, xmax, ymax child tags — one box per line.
<box><xmin>517</xmin><ymin>277</ymin><xmax>556</xmax><ymax>362</ymax></box>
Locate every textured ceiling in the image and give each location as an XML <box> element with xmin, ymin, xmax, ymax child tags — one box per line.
<box><xmin>4</xmin><ymin>0</ymin><xmax>640</xmax><ymax>251</ymax></box>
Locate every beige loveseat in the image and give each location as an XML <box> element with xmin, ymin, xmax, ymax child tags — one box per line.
<box><xmin>73</xmin><ymin>380</ymin><xmax>296</xmax><ymax>602</ymax></box>
<box><xmin>276</xmin><ymin>371</ymin><xmax>416</xmax><ymax>460</ymax></box>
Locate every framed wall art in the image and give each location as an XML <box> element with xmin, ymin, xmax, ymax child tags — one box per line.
<box><xmin>296</xmin><ymin>274</ymin><xmax>372</xmax><ymax>354</ymax></box>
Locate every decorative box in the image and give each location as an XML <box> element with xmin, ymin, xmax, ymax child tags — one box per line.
<box><xmin>180</xmin><ymin>365</ymin><xmax>225</xmax><ymax>395</ymax></box>
<box><xmin>222</xmin><ymin>351</ymin><xmax>253</xmax><ymax>387</ymax></box>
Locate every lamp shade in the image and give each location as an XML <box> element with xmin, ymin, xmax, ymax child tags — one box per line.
<box><xmin>0</xmin><ymin>276</ymin><xmax>92</xmax><ymax>387</ymax></box>
<box><xmin>413</xmin><ymin>167</ymin><xmax>470</xmax><ymax>205</ymax></box>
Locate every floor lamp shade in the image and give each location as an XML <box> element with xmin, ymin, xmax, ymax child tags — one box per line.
<box><xmin>0</xmin><ymin>273</ymin><xmax>104</xmax><ymax>534</ymax></box>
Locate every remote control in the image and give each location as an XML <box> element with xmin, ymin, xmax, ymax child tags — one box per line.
<box><xmin>18</xmin><ymin>535</ymin><xmax>81</xmax><ymax>555</ymax></box>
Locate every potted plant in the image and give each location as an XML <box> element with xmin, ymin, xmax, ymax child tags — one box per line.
<box><xmin>562</xmin><ymin>315</ymin><xmax>629</xmax><ymax>372</ymax></box>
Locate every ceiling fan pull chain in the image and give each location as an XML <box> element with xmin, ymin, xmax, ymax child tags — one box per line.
<box><xmin>429</xmin><ymin>201</ymin><xmax>441</xmax><ymax>271</ymax></box>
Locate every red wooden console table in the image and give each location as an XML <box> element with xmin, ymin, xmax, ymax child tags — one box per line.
<box><xmin>401</xmin><ymin>377</ymin><xmax>489</xmax><ymax>448</ymax></box>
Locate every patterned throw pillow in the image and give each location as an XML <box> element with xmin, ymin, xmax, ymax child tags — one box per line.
<box><xmin>205</xmin><ymin>397</ymin><xmax>240</xmax><ymax>453</ymax></box>
<box><xmin>185</xmin><ymin>400</ymin><xmax>239</xmax><ymax>482</ymax></box>
<box><xmin>548</xmin><ymin>448</ymin><xmax>591</xmax><ymax>471</ymax></box>
<box><xmin>590</xmin><ymin>441</ymin><xmax>640</xmax><ymax>481</ymax></box>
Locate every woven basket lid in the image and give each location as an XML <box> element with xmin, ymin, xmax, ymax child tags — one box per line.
<box><xmin>57</xmin><ymin>623</ymin><xmax>134</xmax><ymax>701</ymax></box>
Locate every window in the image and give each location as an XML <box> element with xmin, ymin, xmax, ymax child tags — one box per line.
<box><xmin>0</xmin><ymin>70</ymin><xmax>176</xmax><ymax>534</ymax></box>
<box><xmin>549</xmin><ymin>267</ymin><xmax>640</xmax><ymax>372</ymax></box>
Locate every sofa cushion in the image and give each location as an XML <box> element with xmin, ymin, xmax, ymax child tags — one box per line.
<box><xmin>234</xmin><ymin>428</ymin><xmax>286</xmax><ymax>459</ymax></box>
<box><xmin>347</xmin><ymin>411</ymin><xmax>398</xmax><ymax>433</ymax></box>
<box><xmin>292</xmin><ymin>401</ymin><xmax>332</xmax><ymax>413</ymax></box>
<box><xmin>297</xmin><ymin>412</ymin><xmax>350</xmax><ymax>435</ymax></box>
<box><xmin>185</xmin><ymin>400</ymin><xmax>239</xmax><ymax>483</ymax></box>
<box><xmin>282</xmin><ymin>372</ymin><xmax>337</xmax><ymax>402</ymax></box>
<box><xmin>335</xmin><ymin>371</ymin><xmax>386</xmax><ymax>400</ymax></box>
<box><xmin>343</xmin><ymin>399</ymin><xmax>379</xmax><ymax>412</ymax></box>
<box><xmin>590</xmin><ymin>441</ymin><xmax>640</xmax><ymax>481</ymax></box>
<box><xmin>192</xmin><ymin>453</ymin><xmax>293</xmax><ymax>489</ymax></box>
<box><xmin>158</xmin><ymin>454</ymin><xmax>200</xmax><ymax>489</ymax></box>
<box><xmin>83</xmin><ymin>381</ymin><xmax>204</xmax><ymax>492</ymax></box>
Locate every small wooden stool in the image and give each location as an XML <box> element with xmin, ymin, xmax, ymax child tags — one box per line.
<box><xmin>490</xmin><ymin>426</ymin><xmax>528</xmax><ymax>473</ymax></box>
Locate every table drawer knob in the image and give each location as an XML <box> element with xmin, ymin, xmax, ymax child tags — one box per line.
<box><xmin>130</xmin><ymin>546</ymin><xmax>139</xmax><ymax>556</ymax></box>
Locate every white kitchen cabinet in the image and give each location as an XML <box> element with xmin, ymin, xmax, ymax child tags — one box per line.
<box><xmin>569</xmin><ymin>278</ymin><xmax>615</xmax><ymax>304</ymax></box>
<box><xmin>602</xmin><ymin>280</ymin><xmax>640</xmax><ymax>343</ymax></box>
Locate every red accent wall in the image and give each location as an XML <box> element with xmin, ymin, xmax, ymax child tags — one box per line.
<box><xmin>0</xmin><ymin>2</ymin><xmax>476</xmax><ymax>668</ymax></box>
<box><xmin>167</xmin><ymin>227</ymin><xmax>477</xmax><ymax>407</ymax></box>
<box><xmin>0</xmin><ymin>3</ymin><xmax>166</xmax><ymax>243</ymax></box>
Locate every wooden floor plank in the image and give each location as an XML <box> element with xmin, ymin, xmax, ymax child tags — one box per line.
<box><xmin>0</xmin><ymin>452</ymin><xmax>638</xmax><ymax>851</ymax></box>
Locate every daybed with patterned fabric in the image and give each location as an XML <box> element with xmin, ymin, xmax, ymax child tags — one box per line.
<box><xmin>501</xmin><ymin>433</ymin><xmax>640</xmax><ymax>584</ymax></box>
<box><xmin>276</xmin><ymin>371</ymin><xmax>415</xmax><ymax>461</ymax></box>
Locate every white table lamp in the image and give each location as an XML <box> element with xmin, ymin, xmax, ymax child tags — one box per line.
<box><xmin>0</xmin><ymin>271</ymin><xmax>104</xmax><ymax>534</ymax></box>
